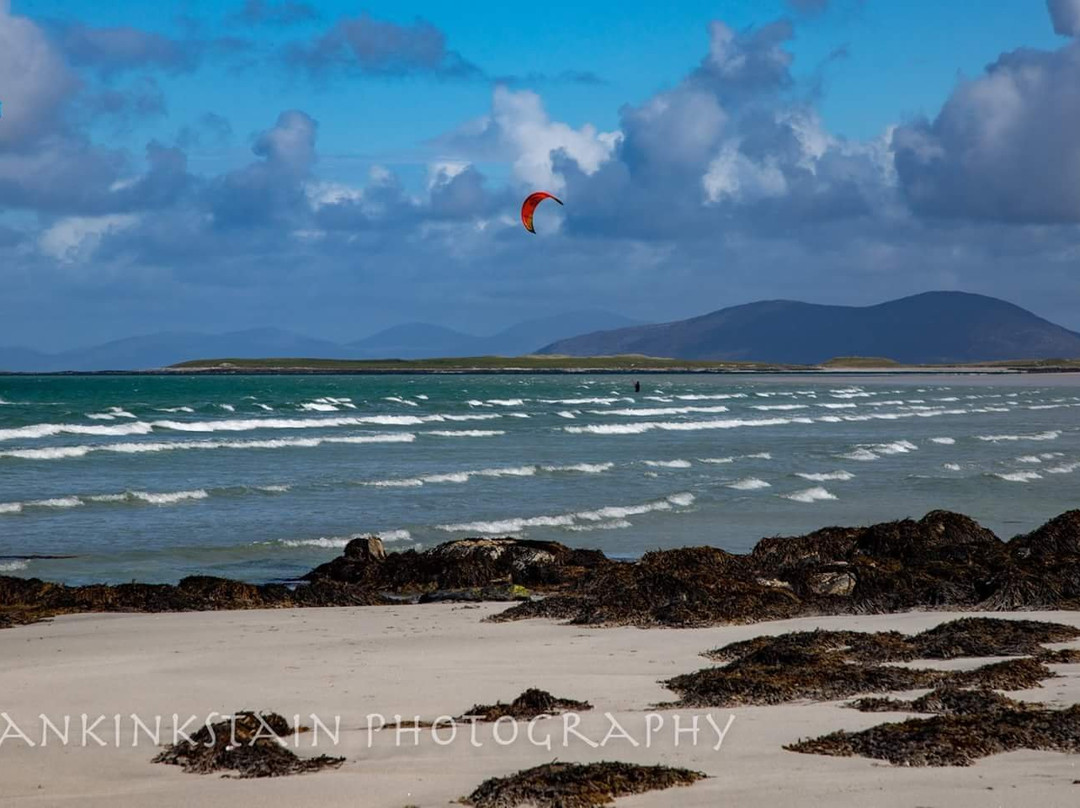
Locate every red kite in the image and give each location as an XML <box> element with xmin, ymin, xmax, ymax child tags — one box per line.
<box><xmin>520</xmin><ymin>191</ymin><xmax>563</xmax><ymax>234</ymax></box>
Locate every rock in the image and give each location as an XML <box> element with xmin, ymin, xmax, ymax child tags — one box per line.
<box><xmin>344</xmin><ymin>535</ymin><xmax>386</xmax><ymax>562</ymax></box>
<box><xmin>807</xmin><ymin>570</ymin><xmax>856</xmax><ymax>597</ymax></box>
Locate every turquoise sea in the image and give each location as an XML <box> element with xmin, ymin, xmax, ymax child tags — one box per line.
<box><xmin>1</xmin><ymin>373</ymin><xmax>1079</xmax><ymax>585</ymax></box>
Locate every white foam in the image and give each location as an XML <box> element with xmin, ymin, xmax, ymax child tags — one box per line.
<box><xmin>594</xmin><ymin>405</ymin><xmax>730</xmax><ymax>417</ymax></box>
<box><xmin>944</xmin><ymin>463</ymin><xmax>962</xmax><ymax>471</ymax></box>
<box><xmin>132</xmin><ymin>490</ymin><xmax>209</xmax><ymax>505</ymax></box>
<box><xmin>752</xmin><ymin>404</ymin><xmax>808</xmax><ymax>411</ymax></box>
<box><xmin>727</xmin><ymin>477</ymin><xmax>771</xmax><ymax>490</ymax></box>
<box><xmin>0</xmin><ymin>432</ymin><xmax>416</xmax><ymax>461</ymax></box>
<box><xmin>257</xmin><ymin>484</ymin><xmax>291</xmax><ymax>493</ymax></box>
<box><xmin>565</xmin><ymin>519</ymin><xmax>633</xmax><ymax>532</ymax></box>
<box><xmin>32</xmin><ymin>497</ymin><xmax>83</xmax><ymax>509</ymax></box>
<box><xmin>839</xmin><ymin>449</ymin><xmax>880</xmax><ymax>462</ymax></box>
<box><xmin>219</xmin><ymin>404</ymin><xmax>236</xmax><ymax>412</ymax></box>
<box><xmin>540</xmin><ymin>462</ymin><xmax>614</xmax><ymax>474</ymax></box>
<box><xmin>300</xmin><ymin>402</ymin><xmax>339</xmax><ymax>412</ymax></box>
<box><xmin>564</xmin><ymin>416</ymin><xmax>812</xmax><ymax>436</ymax></box>
<box><xmin>438</xmin><ymin>493</ymin><xmax>694</xmax><ymax>535</ymax></box>
<box><xmin>0</xmin><ymin>421</ymin><xmax>154</xmax><ymax>441</ymax></box>
<box><xmin>384</xmin><ymin>396</ymin><xmax>419</xmax><ymax>407</ymax></box>
<box><xmin>674</xmin><ymin>393</ymin><xmax>746</xmax><ymax>401</ymax></box>
<box><xmin>151</xmin><ymin>413</ymin><xmax>494</xmax><ymax>434</ymax></box>
<box><xmin>156</xmin><ymin>406</ymin><xmax>195</xmax><ymax>413</ymax></box>
<box><xmin>1016</xmin><ymin>456</ymin><xmax>1043</xmax><ymax>464</ymax></box>
<box><xmin>279</xmin><ymin>537</ymin><xmax>351</xmax><ymax>549</ymax></box>
<box><xmin>540</xmin><ymin>397</ymin><xmax>631</xmax><ymax>405</ymax></box>
<box><xmin>700</xmin><ymin>457</ymin><xmax>734</xmax><ymax>464</ymax></box>
<box><xmin>930</xmin><ymin>437</ymin><xmax>956</xmax><ymax>445</ymax></box>
<box><xmin>643</xmin><ymin>459</ymin><xmax>692</xmax><ymax>468</ymax></box>
<box><xmin>487</xmin><ymin>399</ymin><xmax>525</xmax><ymax>407</ymax></box>
<box><xmin>796</xmin><ymin>471</ymin><xmax>855</xmax><ymax>482</ymax></box>
<box><xmin>1046</xmin><ymin>462</ymin><xmax>1080</xmax><ymax>474</ymax></box>
<box><xmin>745</xmin><ymin>452</ymin><xmax>772</xmax><ymax>460</ymax></box>
<box><xmin>0</xmin><ymin>560</ymin><xmax>28</xmax><ymax>571</ymax></box>
<box><xmin>782</xmin><ymin>486</ymin><xmax>837</xmax><ymax>503</ymax></box>
<box><xmin>556</xmin><ymin>411</ymin><xmax>577</xmax><ymax>419</ymax></box>
<box><xmin>508</xmin><ymin>413</ymin><xmax>531</xmax><ymax>418</ymax></box>
<box><xmin>817</xmin><ymin>403</ymin><xmax>857</xmax><ymax>409</ymax></box>
<box><xmin>426</xmin><ymin>430</ymin><xmax>505</xmax><ymax>438</ymax></box>
<box><xmin>0</xmin><ymin>503</ymin><xmax>23</xmax><ymax>515</ymax></box>
<box><xmin>978</xmin><ymin>431</ymin><xmax>1061</xmax><ymax>442</ymax></box>
<box><xmin>994</xmin><ymin>471</ymin><xmax>1043</xmax><ymax>483</ymax></box>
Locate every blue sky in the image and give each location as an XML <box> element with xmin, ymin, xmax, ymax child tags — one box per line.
<box><xmin>2</xmin><ymin>0</ymin><xmax>1080</xmax><ymax>350</ymax></box>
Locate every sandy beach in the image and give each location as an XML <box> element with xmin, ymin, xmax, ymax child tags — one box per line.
<box><xmin>2</xmin><ymin>605</ymin><xmax>1079</xmax><ymax>807</ymax></box>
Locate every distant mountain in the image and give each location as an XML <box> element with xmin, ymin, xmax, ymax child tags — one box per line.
<box><xmin>0</xmin><ymin>329</ymin><xmax>349</xmax><ymax>372</ymax></box>
<box><xmin>0</xmin><ymin>310</ymin><xmax>640</xmax><ymax>370</ymax></box>
<box><xmin>474</xmin><ymin>310</ymin><xmax>641</xmax><ymax>357</ymax></box>
<box><xmin>540</xmin><ymin>292</ymin><xmax>1080</xmax><ymax>364</ymax></box>
<box><xmin>347</xmin><ymin>323</ymin><xmax>481</xmax><ymax>359</ymax></box>
<box><xmin>345</xmin><ymin>310</ymin><xmax>641</xmax><ymax>360</ymax></box>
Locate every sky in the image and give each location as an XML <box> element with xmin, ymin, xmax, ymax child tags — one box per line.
<box><xmin>1</xmin><ymin>0</ymin><xmax>1079</xmax><ymax>350</ymax></box>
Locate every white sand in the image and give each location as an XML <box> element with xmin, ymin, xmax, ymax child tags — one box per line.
<box><xmin>2</xmin><ymin>606</ymin><xmax>1080</xmax><ymax>807</ymax></box>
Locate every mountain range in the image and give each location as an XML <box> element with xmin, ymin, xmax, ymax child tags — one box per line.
<box><xmin>540</xmin><ymin>292</ymin><xmax>1080</xmax><ymax>364</ymax></box>
<box><xmin>0</xmin><ymin>310</ymin><xmax>639</xmax><ymax>371</ymax></box>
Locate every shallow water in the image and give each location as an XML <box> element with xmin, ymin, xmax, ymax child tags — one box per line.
<box><xmin>1</xmin><ymin>372</ymin><xmax>1079</xmax><ymax>584</ymax></box>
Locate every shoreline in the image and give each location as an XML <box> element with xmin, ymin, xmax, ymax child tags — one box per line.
<box><xmin>5</xmin><ymin>506</ymin><xmax>1080</xmax><ymax>629</ymax></box>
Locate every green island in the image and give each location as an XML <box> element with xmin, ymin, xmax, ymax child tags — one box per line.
<box><xmin>164</xmin><ymin>354</ymin><xmax>1080</xmax><ymax>374</ymax></box>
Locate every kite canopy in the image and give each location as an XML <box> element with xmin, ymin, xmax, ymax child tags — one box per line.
<box><xmin>521</xmin><ymin>191</ymin><xmax>563</xmax><ymax>233</ymax></box>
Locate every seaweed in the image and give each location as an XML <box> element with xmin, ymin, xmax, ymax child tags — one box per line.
<box><xmin>787</xmin><ymin>705</ymin><xmax>1080</xmax><ymax>767</ymax></box>
<box><xmin>461</xmin><ymin>688</ymin><xmax>593</xmax><ymax>722</ymax></box>
<box><xmin>666</xmin><ymin>620</ymin><xmax>1070</xmax><ymax>708</ymax></box>
<box><xmin>152</xmin><ymin>711</ymin><xmax>344</xmax><ymax>778</ymax></box>
<box><xmin>462</xmin><ymin>762</ymin><xmax>705</xmax><ymax>808</ymax></box>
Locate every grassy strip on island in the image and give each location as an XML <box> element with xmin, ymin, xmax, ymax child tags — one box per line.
<box><xmin>162</xmin><ymin>354</ymin><xmax>1080</xmax><ymax>374</ymax></box>
<box><xmin>168</xmin><ymin>354</ymin><xmax>805</xmax><ymax>373</ymax></box>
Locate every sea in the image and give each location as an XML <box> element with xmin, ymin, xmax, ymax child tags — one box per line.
<box><xmin>1</xmin><ymin>372</ymin><xmax>1079</xmax><ymax>585</ymax></box>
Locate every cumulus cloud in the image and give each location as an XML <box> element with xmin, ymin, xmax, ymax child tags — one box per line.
<box><xmin>1048</xmin><ymin>0</ymin><xmax>1080</xmax><ymax>36</ymax></box>
<box><xmin>0</xmin><ymin>7</ymin><xmax>78</xmax><ymax>146</ymax></box>
<box><xmin>288</xmin><ymin>14</ymin><xmax>481</xmax><ymax>78</ymax></box>
<box><xmin>894</xmin><ymin>39</ymin><xmax>1080</xmax><ymax>222</ymax></box>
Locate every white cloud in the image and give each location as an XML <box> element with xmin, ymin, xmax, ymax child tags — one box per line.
<box><xmin>38</xmin><ymin>215</ymin><xmax>138</xmax><ymax>262</ymax></box>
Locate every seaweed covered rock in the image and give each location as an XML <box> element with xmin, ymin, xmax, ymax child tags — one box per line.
<box><xmin>497</xmin><ymin>546</ymin><xmax>800</xmax><ymax>627</ymax></box>
<box><xmin>305</xmin><ymin>537</ymin><xmax>607</xmax><ymax>593</ymax></box>
<box><xmin>463</xmin><ymin>762</ymin><xmax>705</xmax><ymax>808</ymax></box>
<box><xmin>461</xmin><ymin>688</ymin><xmax>592</xmax><ymax>722</ymax></box>
<box><xmin>787</xmin><ymin>705</ymin><xmax>1080</xmax><ymax>766</ymax></box>
<box><xmin>153</xmin><ymin>712</ymin><xmax>344</xmax><ymax>778</ymax></box>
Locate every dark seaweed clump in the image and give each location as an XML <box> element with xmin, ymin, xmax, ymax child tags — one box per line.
<box><xmin>152</xmin><ymin>712</ymin><xmax>344</xmax><ymax>778</ymax></box>
<box><xmin>848</xmin><ymin>686</ymin><xmax>1031</xmax><ymax>716</ymax></box>
<box><xmin>462</xmin><ymin>762</ymin><xmax>705</xmax><ymax>808</ymax></box>
<box><xmin>462</xmin><ymin>688</ymin><xmax>593</xmax><ymax>722</ymax></box>
<box><xmin>787</xmin><ymin>706</ymin><xmax>1080</xmax><ymax>766</ymax></box>
<box><xmin>664</xmin><ymin>618</ymin><xmax>1069</xmax><ymax>708</ymax></box>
